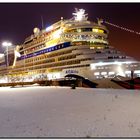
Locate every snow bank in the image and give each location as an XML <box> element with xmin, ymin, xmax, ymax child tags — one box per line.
<box><xmin>0</xmin><ymin>86</ymin><xmax>140</xmax><ymax>137</ymax></box>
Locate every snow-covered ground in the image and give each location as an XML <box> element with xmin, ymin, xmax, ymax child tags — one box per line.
<box><xmin>0</xmin><ymin>86</ymin><xmax>140</xmax><ymax>137</ymax></box>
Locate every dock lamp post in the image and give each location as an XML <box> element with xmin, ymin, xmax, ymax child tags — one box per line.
<box><xmin>2</xmin><ymin>41</ymin><xmax>12</xmax><ymax>83</ymax></box>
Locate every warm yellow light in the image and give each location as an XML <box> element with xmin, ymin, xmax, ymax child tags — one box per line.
<box><xmin>94</xmin><ymin>72</ymin><xmax>100</xmax><ymax>76</ymax></box>
<box><xmin>97</xmin><ymin>47</ymin><xmax>103</xmax><ymax>49</ymax></box>
<box><xmin>109</xmin><ymin>72</ymin><xmax>115</xmax><ymax>75</ymax></box>
<box><xmin>45</xmin><ymin>38</ymin><xmax>59</xmax><ymax>48</ymax></box>
<box><xmin>52</xmin><ymin>29</ymin><xmax>62</xmax><ymax>39</ymax></box>
<box><xmin>117</xmin><ymin>66</ymin><xmax>125</xmax><ymax>76</ymax></box>
<box><xmin>77</xmin><ymin>29</ymin><xmax>81</xmax><ymax>32</ymax></box>
<box><xmin>92</xmin><ymin>28</ymin><xmax>104</xmax><ymax>33</ymax></box>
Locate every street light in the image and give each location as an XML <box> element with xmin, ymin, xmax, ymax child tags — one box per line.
<box><xmin>2</xmin><ymin>41</ymin><xmax>12</xmax><ymax>83</ymax></box>
<box><xmin>2</xmin><ymin>41</ymin><xmax>12</xmax><ymax>66</ymax></box>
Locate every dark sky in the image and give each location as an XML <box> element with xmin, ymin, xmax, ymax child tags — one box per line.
<box><xmin>0</xmin><ymin>3</ymin><xmax>140</xmax><ymax>60</ymax></box>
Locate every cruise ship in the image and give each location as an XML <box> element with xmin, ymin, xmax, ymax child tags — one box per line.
<box><xmin>0</xmin><ymin>8</ymin><xmax>140</xmax><ymax>85</ymax></box>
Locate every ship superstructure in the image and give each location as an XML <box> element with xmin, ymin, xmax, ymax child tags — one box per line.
<box><xmin>0</xmin><ymin>9</ymin><xmax>140</xmax><ymax>83</ymax></box>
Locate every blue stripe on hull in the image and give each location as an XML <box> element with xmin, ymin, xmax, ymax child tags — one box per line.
<box><xmin>17</xmin><ymin>42</ymin><xmax>71</xmax><ymax>61</ymax></box>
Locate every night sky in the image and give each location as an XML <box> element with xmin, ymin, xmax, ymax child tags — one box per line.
<box><xmin>0</xmin><ymin>3</ymin><xmax>140</xmax><ymax>60</ymax></box>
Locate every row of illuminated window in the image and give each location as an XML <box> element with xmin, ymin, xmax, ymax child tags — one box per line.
<box><xmin>12</xmin><ymin>57</ymin><xmax>92</xmax><ymax>73</ymax></box>
<box><xmin>48</xmin><ymin>49</ymin><xmax>73</xmax><ymax>58</ymax></box>
<box><xmin>72</xmin><ymin>41</ymin><xmax>108</xmax><ymax>48</ymax></box>
<box><xmin>95</xmin><ymin>64</ymin><xmax>139</xmax><ymax>70</ymax></box>
<box><xmin>13</xmin><ymin>49</ymin><xmax>73</xmax><ymax>70</ymax></box>
<box><xmin>29</xmin><ymin>59</ymin><xmax>55</xmax><ymax>67</ymax></box>
<box><xmin>11</xmin><ymin>59</ymin><xmax>82</xmax><ymax>73</ymax></box>
<box><xmin>23</xmin><ymin>27</ymin><xmax>60</xmax><ymax>49</ymax></box>
<box><xmin>25</xmin><ymin>54</ymin><xmax>81</xmax><ymax>68</ymax></box>
<box><xmin>49</xmin><ymin>64</ymin><xmax>90</xmax><ymax>73</ymax></box>
<box><xmin>23</xmin><ymin>38</ymin><xmax>46</xmax><ymax>49</ymax></box>
<box><xmin>24</xmin><ymin>35</ymin><xmax>44</xmax><ymax>45</ymax></box>
<box><xmin>5</xmin><ymin>62</ymin><xmax>91</xmax><ymax>76</ymax></box>
<box><xmin>25</xmin><ymin>49</ymin><xmax>73</xmax><ymax>64</ymax></box>
<box><xmin>19</xmin><ymin>43</ymin><xmax>45</xmax><ymax>55</ymax></box>
<box><xmin>63</xmin><ymin>34</ymin><xmax>107</xmax><ymax>41</ymax></box>
<box><xmin>46</xmin><ymin>58</ymin><xmax>90</xmax><ymax>70</ymax></box>
<box><xmin>22</xmin><ymin>44</ymin><xmax>45</xmax><ymax>55</ymax></box>
<box><xmin>94</xmin><ymin>70</ymin><xmax>140</xmax><ymax>76</ymax></box>
<box><xmin>88</xmin><ymin>47</ymin><xmax>125</xmax><ymax>56</ymax></box>
<box><xmin>25</xmin><ymin>50</ymin><xmax>74</xmax><ymax>63</ymax></box>
<box><xmin>15</xmin><ymin>57</ymin><xmax>54</xmax><ymax>70</ymax></box>
<box><xmin>129</xmin><ymin>64</ymin><xmax>139</xmax><ymax>67</ymax></box>
<box><xmin>10</xmin><ymin>63</ymin><xmax>90</xmax><ymax>75</ymax></box>
<box><xmin>58</xmin><ymin>54</ymin><xmax>77</xmax><ymax>61</ymax></box>
<box><xmin>66</xmin><ymin>28</ymin><xmax>107</xmax><ymax>34</ymax></box>
<box><xmin>7</xmin><ymin>63</ymin><xmax>90</xmax><ymax>77</ymax></box>
<box><xmin>94</xmin><ymin>71</ymin><xmax>115</xmax><ymax>76</ymax></box>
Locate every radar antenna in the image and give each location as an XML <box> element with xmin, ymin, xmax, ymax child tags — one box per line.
<box><xmin>72</xmin><ymin>8</ymin><xmax>88</xmax><ymax>21</ymax></box>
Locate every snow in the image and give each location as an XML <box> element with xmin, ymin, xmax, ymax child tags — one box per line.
<box><xmin>0</xmin><ymin>86</ymin><xmax>140</xmax><ymax>137</ymax></box>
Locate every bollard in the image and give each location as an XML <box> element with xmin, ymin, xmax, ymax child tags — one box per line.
<box><xmin>71</xmin><ymin>84</ymin><xmax>76</xmax><ymax>89</ymax></box>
